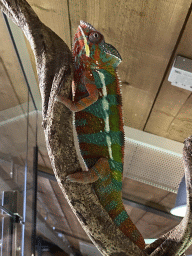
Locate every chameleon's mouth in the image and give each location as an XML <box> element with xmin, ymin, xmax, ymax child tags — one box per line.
<box><xmin>103</xmin><ymin>43</ymin><xmax>122</xmax><ymax>62</ymax></box>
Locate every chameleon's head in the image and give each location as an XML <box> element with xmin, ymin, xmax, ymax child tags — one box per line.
<box><xmin>73</xmin><ymin>21</ymin><xmax>122</xmax><ymax>69</ymax></box>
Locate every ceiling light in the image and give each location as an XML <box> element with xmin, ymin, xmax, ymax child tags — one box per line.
<box><xmin>168</xmin><ymin>56</ymin><xmax>192</xmax><ymax>92</ymax></box>
<box><xmin>170</xmin><ymin>175</ymin><xmax>187</xmax><ymax>217</ymax></box>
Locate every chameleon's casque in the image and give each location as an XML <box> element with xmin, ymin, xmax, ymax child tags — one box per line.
<box><xmin>57</xmin><ymin>21</ymin><xmax>145</xmax><ymax>250</ymax></box>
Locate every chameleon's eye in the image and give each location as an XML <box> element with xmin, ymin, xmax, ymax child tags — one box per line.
<box><xmin>88</xmin><ymin>32</ymin><xmax>103</xmax><ymax>44</ymax></box>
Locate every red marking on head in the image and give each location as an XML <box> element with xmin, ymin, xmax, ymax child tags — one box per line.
<box><xmin>93</xmin><ymin>47</ymin><xmax>101</xmax><ymax>62</ymax></box>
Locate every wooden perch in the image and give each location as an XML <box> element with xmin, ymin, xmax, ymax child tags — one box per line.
<box><xmin>1</xmin><ymin>0</ymin><xmax>192</xmax><ymax>255</ymax></box>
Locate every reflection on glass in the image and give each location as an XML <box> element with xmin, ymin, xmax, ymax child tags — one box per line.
<box><xmin>0</xmin><ymin>12</ymin><xmax>70</xmax><ymax>256</ymax></box>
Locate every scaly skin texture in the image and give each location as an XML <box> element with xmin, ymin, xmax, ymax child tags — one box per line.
<box><xmin>56</xmin><ymin>21</ymin><xmax>145</xmax><ymax>250</ymax></box>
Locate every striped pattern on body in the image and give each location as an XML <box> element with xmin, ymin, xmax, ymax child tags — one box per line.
<box><xmin>74</xmin><ymin>67</ymin><xmax>145</xmax><ymax>249</ymax></box>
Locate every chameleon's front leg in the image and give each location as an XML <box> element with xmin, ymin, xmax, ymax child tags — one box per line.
<box><xmin>55</xmin><ymin>70</ymin><xmax>99</xmax><ymax>112</ymax></box>
<box><xmin>56</xmin><ymin>70</ymin><xmax>108</xmax><ymax>183</ymax></box>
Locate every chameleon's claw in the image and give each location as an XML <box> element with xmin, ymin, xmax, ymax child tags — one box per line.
<box><xmin>55</xmin><ymin>95</ymin><xmax>63</xmax><ymax>103</ymax></box>
<box><xmin>66</xmin><ymin>175</ymin><xmax>78</xmax><ymax>183</ymax></box>
<box><xmin>65</xmin><ymin>176</ymin><xmax>70</xmax><ymax>181</ymax></box>
<box><xmin>66</xmin><ymin>174</ymin><xmax>84</xmax><ymax>183</ymax></box>
<box><xmin>66</xmin><ymin>171</ymin><xmax>99</xmax><ymax>184</ymax></box>
<box><xmin>55</xmin><ymin>95</ymin><xmax>60</xmax><ymax>102</ymax></box>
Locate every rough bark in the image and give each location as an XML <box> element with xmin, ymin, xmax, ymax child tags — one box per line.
<box><xmin>1</xmin><ymin>0</ymin><xmax>192</xmax><ymax>255</ymax></box>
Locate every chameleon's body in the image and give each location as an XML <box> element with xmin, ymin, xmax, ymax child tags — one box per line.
<box><xmin>57</xmin><ymin>21</ymin><xmax>145</xmax><ymax>250</ymax></box>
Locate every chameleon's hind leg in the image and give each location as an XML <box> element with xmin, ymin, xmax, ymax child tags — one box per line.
<box><xmin>66</xmin><ymin>158</ymin><xmax>110</xmax><ymax>184</ymax></box>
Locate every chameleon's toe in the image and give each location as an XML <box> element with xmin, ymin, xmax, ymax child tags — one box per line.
<box><xmin>66</xmin><ymin>172</ymin><xmax>85</xmax><ymax>183</ymax></box>
<box><xmin>55</xmin><ymin>95</ymin><xmax>63</xmax><ymax>102</ymax></box>
<box><xmin>66</xmin><ymin>174</ymin><xmax>78</xmax><ymax>182</ymax></box>
<box><xmin>65</xmin><ymin>176</ymin><xmax>71</xmax><ymax>182</ymax></box>
<box><xmin>66</xmin><ymin>171</ymin><xmax>99</xmax><ymax>184</ymax></box>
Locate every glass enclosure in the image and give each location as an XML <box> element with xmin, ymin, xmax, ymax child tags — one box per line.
<box><xmin>0</xmin><ymin>13</ymin><xmax>72</xmax><ymax>256</ymax></box>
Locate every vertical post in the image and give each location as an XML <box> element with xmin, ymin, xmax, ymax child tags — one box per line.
<box><xmin>1</xmin><ymin>217</ymin><xmax>4</xmax><ymax>256</ymax></box>
<box><xmin>21</xmin><ymin>163</ymin><xmax>28</xmax><ymax>256</ymax></box>
<box><xmin>36</xmin><ymin>237</ymin><xmax>42</xmax><ymax>256</ymax></box>
<box><xmin>31</xmin><ymin>146</ymin><xmax>38</xmax><ymax>256</ymax></box>
<box><xmin>10</xmin><ymin>217</ymin><xmax>13</xmax><ymax>256</ymax></box>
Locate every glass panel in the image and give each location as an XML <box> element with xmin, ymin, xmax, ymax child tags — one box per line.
<box><xmin>23</xmin><ymin>94</ymin><xmax>37</xmax><ymax>256</ymax></box>
<box><xmin>0</xmin><ymin>14</ymin><xmax>39</xmax><ymax>255</ymax></box>
<box><xmin>0</xmin><ymin>12</ymin><xmax>67</xmax><ymax>256</ymax></box>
